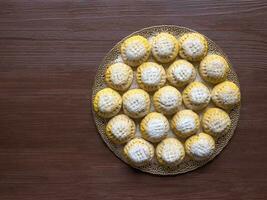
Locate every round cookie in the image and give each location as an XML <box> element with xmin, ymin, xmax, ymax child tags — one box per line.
<box><xmin>106</xmin><ymin>114</ymin><xmax>136</xmax><ymax>144</ymax></box>
<box><xmin>167</xmin><ymin>59</ymin><xmax>196</xmax><ymax>87</ymax></box>
<box><xmin>152</xmin><ymin>32</ymin><xmax>179</xmax><ymax>63</ymax></box>
<box><xmin>199</xmin><ymin>54</ymin><xmax>230</xmax><ymax>84</ymax></box>
<box><xmin>136</xmin><ymin>62</ymin><xmax>166</xmax><ymax>92</ymax></box>
<box><xmin>93</xmin><ymin>88</ymin><xmax>122</xmax><ymax>118</ymax></box>
<box><xmin>202</xmin><ymin>108</ymin><xmax>231</xmax><ymax>137</ymax></box>
<box><xmin>122</xmin><ymin>89</ymin><xmax>150</xmax><ymax>118</ymax></box>
<box><xmin>178</xmin><ymin>32</ymin><xmax>208</xmax><ymax>61</ymax></box>
<box><xmin>211</xmin><ymin>81</ymin><xmax>241</xmax><ymax>110</ymax></box>
<box><xmin>171</xmin><ymin>109</ymin><xmax>200</xmax><ymax>138</ymax></box>
<box><xmin>124</xmin><ymin>138</ymin><xmax>154</xmax><ymax>167</ymax></box>
<box><xmin>120</xmin><ymin>35</ymin><xmax>151</xmax><ymax>67</ymax></box>
<box><xmin>185</xmin><ymin>133</ymin><xmax>215</xmax><ymax>161</ymax></box>
<box><xmin>140</xmin><ymin>112</ymin><xmax>169</xmax><ymax>143</ymax></box>
<box><xmin>182</xmin><ymin>82</ymin><xmax>211</xmax><ymax>111</ymax></box>
<box><xmin>156</xmin><ymin>138</ymin><xmax>185</xmax><ymax>167</ymax></box>
<box><xmin>105</xmin><ymin>63</ymin><xmax>133</xmax><ymax>91</ymax></box>
<box><xmin>153</xmin><ymin>86</ymin><xmax>182</xmax><ymax>115</ymax></box>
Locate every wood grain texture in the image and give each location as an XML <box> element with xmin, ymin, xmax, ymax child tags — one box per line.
<box><xmin>0</xmin><ymin>0</ymin><xmax>266</xmax><ymax>199</ymax></box>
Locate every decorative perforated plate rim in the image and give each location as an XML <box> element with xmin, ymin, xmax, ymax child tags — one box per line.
<box><xmin>91</xmin><ymin>25</ymin><xmax>240</xmax><ymax>175</ymax></box>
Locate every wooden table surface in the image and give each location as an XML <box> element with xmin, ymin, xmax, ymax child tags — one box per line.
<box><xmin>0</xmin><ymin>0</ymin><xmax>267</xmax><ymax>199</ymax></box>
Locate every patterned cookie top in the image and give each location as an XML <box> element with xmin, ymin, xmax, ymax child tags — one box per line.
<box><xmin>140</xmin><ymin>112</ymin><xmax>169</xmax><ymax>143</ymax></box>
<box><xmin>178</xmin><ymin>33</ymin><xmax>208</xmax><ymax>61</ymax></box>
<box><xmin>152</xmin><ymin>32</ymin><xmax>179</xmax><ymax>63</ymax></box>
<box><xmin>211</xmin><ymin>81</ymin><xmax>241</xmax><ymax>110</ymax></box>
<box><xmin>185</xmin><ymin>133</ymin><xmax>215</xmax><ymax>161</ymax></box>
<box><xmin>167</xmin><ymin>59</ymin><xmax>196</xmax><ymax>87</ymax></box>
<box><xmin>105</xmin><ymin>63</ymin><xmax>133</xmax><ymax>91</ymax></box>
<box><xmin>182</xmin><ymin>82</ymin><xmax>211</xmax><ymax>111</ymax></box>
<box><xmin>137</xmin><ymin>62</ymin><xmax>166</xmax><ymax>91</ymax></box>
<box><xmin>199</xmin><ymin>54</ymin><xmax>229</xmax><ymax>84</ymax></box>
<box><xmin>153</xmin><ymin>86</ymin><xmax>182</xmax><ymax>115</ymax></box>
<box><xmin>106</xmin><ymin>114</ymin><xmax>135</xmax><ymax>144</ymax></box>
<box><xmin>156</xmin><ymin>138</ymin><xmax>185</xmax><ymax>167</ymax></box>
<box><xmin>171</xmin><ymin>109</ymin><xmax>200</xmax><ymax>138</ymax></box>
<box><xmin>121</xmin><ymin>35</ymin><xmax>151</xmax><ymax>67</ymax></box>
<box><xmin>124</xmin><ymin>138</ymin><xmax>154</xmax><ymax>166</ymax></box>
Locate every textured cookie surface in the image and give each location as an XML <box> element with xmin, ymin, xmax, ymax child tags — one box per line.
<box><xmin>202</xmin><ymin>108</ymin><xmax>231</xmax><ymax>137</ymax></box>
<box><xmin>199</xmin><ymin>54</ymin><xmax>229</xmax><ymax>84</ymax></box>
<box><xmin>152</xmin><ymin>32</ymin><xmax>179</xmax><ymax>63</ymax></box>
<box><xmin>156</xmin><ymin>138</ymin><xmax>185</xmax><ymax>167</ymax></box>
<box><xmin>171</xmin><ymin>109</ymin><xmax>200</xmax><ymax>138</ymax></box>
<box><xmin>120</xmin><ymin>35</ymin><xmax>151</xmax><ymax>67</ymax></box>
<box><xmin>185</xmin><ymin>133</ymin><xmax>215</xmax><ymax>161</ymax></box>
<box><xmin>124</xmin><ymin>138</ymin><xmax>154</xmax><ymax>167</ymax></box>
<box><xmin>182</xmin><ymin>82</ymin><xmax>211</xmax><ymax>111</ymax></box>
<box><xmin>153</xmin><ymin>86</ymin><xmax>182</xmax><ymax>115</ymax></box>
<box><xmin>140</xmin><ymin>112</ymin><xmax>169</xmax><ymax>143</ymax></box>
<box><xmin>178</xmin><ymin>32</ymin><xmax>208</xmax><ymax>61</ymax></box>
<box><xmin>211</xmin><ymin>81</ymin><xmax>241</xmax><ymax>110</ymax></box>
<box><xmin>167</xmin><ymin>59</ymin><xmax>196</xmax><ymax>87</ymax></box>
<box><xmin>122</xmin><ymin>89</ymin><xmax>150</xmax><ymax>118</ymax></box>
<box><xmin>137</xmin><ymin>62</ymin><xmax>166</xmax><ymax>91</ymax></box>
<box><xmin>93</xmin><ymin>88</ymin><xmax>122</xmax><ymax>118</ymax></box>
<box><xmin>105</xmin><ymin>63</ymin><xmax>133</xmax><ymax>91</ymax></box>
<box><xmin>106</xmin><ymin>114</ymin><xmax>136</xmax><ymax>144</ymax></box>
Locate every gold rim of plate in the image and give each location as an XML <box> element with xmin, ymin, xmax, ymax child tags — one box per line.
<box><xmin>91</xmin><ymin>25</ymin><xmax>241</xmax><ymax>175</ymax></box>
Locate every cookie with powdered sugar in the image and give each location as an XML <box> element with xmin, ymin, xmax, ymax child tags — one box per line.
<box><xmin>182</xmin><ymin>82</ymin><xmax>211</xmax><ymax>111</ymax></box>
<box><xmin>140</xmin><ymin>112</ymin><xmax>169</xmax><ymax>143</ymax></box>
<box><xmin>211</xmin><ymin>81</ymin><xmax>241</xmax><ymax>110</ymax></box>
<box><xmin>93</xmin><ymin>88</ymin><xmax>122</xmax><ymax>118</ymax></box>
<box><xmin>153</xmin><ymin>86</ymin><xmax>182</xmax><ymax>115</ymax></box>
<box><xmin>106</xmin><ymin>114</ymin><xmax>136</xmax><ymax>144</ymax></box>
<box><xmin>185</xmin><ymin>133</ymin><xmax>215</xmax><ymax>161</ymax></box>
<box><xmin>199</xmin><ymin>54</ymin><xmax>230</xmax><ymax>84</ymax></box>
<box><xmin>178</xmin><ymin>32</ymin><xmax>208</xmax><ymax>61</ymax></box>
<box><xmin>152</xmin><ymin>32</ymin><xmax>179</xmax><ymax>63</ymax></box>
<box><xmin>202</xmin><ymin>108</ymin><xmax>231</xmax><ymax>138</ymax></box>
<box><xmin>124</xmin><ymin>138</ymin><xmax>154</xmax><ymax>167</ymax></box>
<box><xmin>122</xmin><ymin>89</ymin><xmax>150</xmax><ymax>118</ymax></box>
<box><xmin>167</xmin><ymin>59</ymin><xmax>196</xmax><ymax>88</ymax></box>
<box><xmin>120</xmin><ymin>35</ymin><xmax>151</xmax><ymax>67</ymax></box>
<box><xmin>136</xmin><ymin>62</ymin><xmax>166</xmax><ymax>92</ymax></box>
<box><xmin>156</xmin><ymin>138</ymin><xmax>185</xmax><ymax>168</ymax></box>
<box><xmin>171</xmin><ymin>109</ymin><xmax>200</xmax><ymax>138</ymax></box>
<box><xmin>105</xmin><ymin>63</ymin><xmax>133</xmax><ymax>91</ymax></box>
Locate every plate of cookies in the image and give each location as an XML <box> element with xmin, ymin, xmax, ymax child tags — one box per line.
<box><xmin>92</xmin><ymin>25</ymin><xmax>241</xmax><ymax>175</ymax></box>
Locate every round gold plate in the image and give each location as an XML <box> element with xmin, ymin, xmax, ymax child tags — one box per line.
<box><xmin>92</xmin><ymin>25</ymin><xmax>240</xmax><ymax>175</ymax></box>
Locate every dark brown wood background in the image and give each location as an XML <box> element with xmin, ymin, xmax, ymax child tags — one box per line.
<box><xmin>0</xmin><ymin>0</ymin><xmax>266</xmax><ymax>199</ymax></box>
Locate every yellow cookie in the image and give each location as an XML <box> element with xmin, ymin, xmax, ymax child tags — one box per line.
<box><xmin>120</xmin><ymin>35</ymin><xmax>151</xmax><ymax>67</ymax></box>
<box><xmin>202</xmin><ymin>108</ymin><xmax>231</xmax><ymax>137</ymax></box>
<box><xmin>122</xmin><ymin>89</ymin><xmax>150</xmax><ymax>118</ymax></box>
<box><xmin>152</xmin><ymin>32</ymin><xmax>179</xmax><ymax>63</ymax></box>
<box><xmin>124</xmin><ymin>138</ymin><xmax>154</xmax><ymax>167</ymax></box>
<box><xmin>105</xmin><ymin>63</ymin><xmax>133</xmax><ymax>91</ymax></box>
<box><xmin>171</xmin><ymin>109</ymin><xmax>200</xmax><ymax>138</ymax></box>
<box><xmin>199</xmin><ymin>54</ymin><xmax>230</xmax><ymax>84</ymax></box>
<box><xmin>136</xmin><ymin>62</ymin><xmax>166</xmax><ymax>92</ymax></box>
<box><xmin>93</xmin><ymin>88</ymin><xmax>122</xmax><ymax>118</ymax></box>
<box><xmin>140</xmin><ymin>112</ymin><xmax>169</xmax><ymax>143</ymax></box>
<box><xmin>153</xmin><ymin>86</ymin><xmax>182</xmax><ymax>115</ymax></box>
<box><xmin>182</xmin><ymin>82</ymin><xmax>211</xmax><ymax>111</ymax></box>
<box><xmin>106</xmin><ymin>114</ymin><xmax>136</xmax><ymax>144</ymax></box>
<box><xmin>167</xmin><ymin>59</ymin><xmax>196</xmax><ymax>87</ymax></box>
<box><xmin>185</xmin><ymin>133</ymin><xmax>215</xmax><ymax>161</ymax></box>
<box><xmin>156</xmin><ymin>138</ymin><xmax>185</xmax><ymax>168</ymax></box>
<box><xmin>178</xmin><ymin>32</ymin><xmax>208</xmax><ymax>61</ymax></box>
<box><xmin>211</xmin><ymin>81</ymin><xmax>241</xmax><ymax>110</ymax></box>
